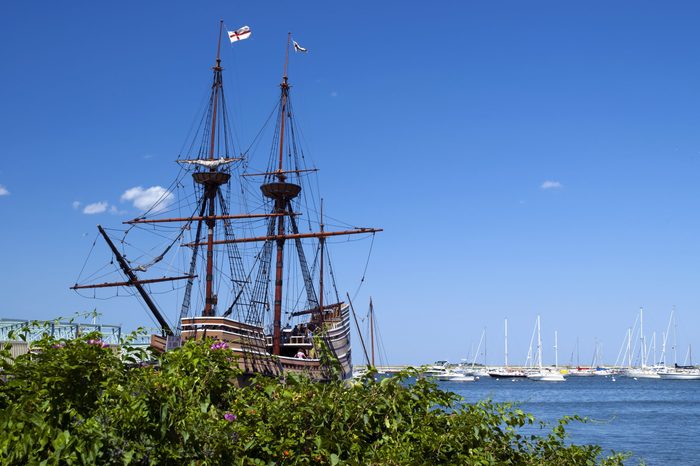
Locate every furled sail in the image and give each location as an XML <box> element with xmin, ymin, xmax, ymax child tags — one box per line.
<box><xmin>177</xmin><ymin>157</ymin><xmax>239</xmax><ymax>169</ymax></box>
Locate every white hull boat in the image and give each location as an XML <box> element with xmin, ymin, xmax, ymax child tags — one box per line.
<box><xmin>527</xmin><ymin>370</ymin><xmax>565</xmax><ymax>382</ymax></box>
<box><xmin>434</xmin><ymin>370</ymin><xmax>476</xmax><ymax>382</ymax></box>
<box><xmin>657</xmin><ymin>369</ymin><xmax>700</xmax><ymax>380</ymax></box>
<box><xmin>624</xmin><ymin>368</ymin><xmax>660</xmax><ymax>379</ymax></box>
<box><xmin>526</xmin><ymin>316</ymin><xmax>566</xmax><ymax>382</ymax></box>
<box><xmin>488</xmin><ymin>368</ymin><xmax>528</xmax><ymax>378</ymax></box>
<box><xmin>445</xmin><ymin>373</ymin><xmax>476</xmax><ymax>382</ymax></box>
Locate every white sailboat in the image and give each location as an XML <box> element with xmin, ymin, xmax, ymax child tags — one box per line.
<box><xmin>568</xmin><ymin>337</ymin><xmax>594</xmax><ymax>376</ymax></box>
<box><xmin>659</xmin><ymin>344</ymin><xmax>700</xmax><ymax>380</ymax></box>
<box><xmin>590</xmin><ymin>339</ymin><xmax>615</xmax><ymax>376</ymax></box>
<box><xmin>527</xmin><ymin>315</ymin><xmax>565</xmax><ymax>382</ymax></box>
<box><xmin>658</xmin><ymin>367</ymin><xmax>700</xmax><ymax>380</ymax></box>
<box><xmin>654</xmin><ymin>309</ymin><xmax>700</xmax><ymax>379</ymax></box>
<box><xmin>488</xmin><ymin>318</ymin><xmax>527</xmax><ymax>378</ymax></box>
<box><xmin>429</xmin><ymin>362</ymin><xmax>476</xmax><ymax>382</ymax></box>
<box><xmin>624</xmin><ymin>308</ymin><xmax>660</xmax><ymax>379</ymax></box>
<box><xmin>466</xmin><ymin>327</ymin><xmax>489</xmax><ymax>378</ymax></box>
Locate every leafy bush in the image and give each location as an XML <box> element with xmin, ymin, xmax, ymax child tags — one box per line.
<box><xmin>0</xmin><ymin>327</ymin><xmax>628</xmax><ymax>465</ymax></box>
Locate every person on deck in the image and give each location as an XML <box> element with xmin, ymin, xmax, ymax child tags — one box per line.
<box><xmin>295</xmin><ymin>349</ymin><xmax>306</xmax><ymax>359</ymax></box>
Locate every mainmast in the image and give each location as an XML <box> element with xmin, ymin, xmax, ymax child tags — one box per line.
<box><xmin>261</xmin><ymin>33</ymin><xmax>300</xmax><ymax>355</ymax></box>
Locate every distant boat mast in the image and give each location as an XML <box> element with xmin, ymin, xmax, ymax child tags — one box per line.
<box><xmin>504</xmin><ymin>318</ymin><xmax>509</xmax><ymax>367</ymax></box>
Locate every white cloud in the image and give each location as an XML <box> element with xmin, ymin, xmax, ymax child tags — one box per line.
<box><xmin>72</xmin><ymin>201</ymin><xmax>81</xmax><ymax>210</ymax></box>
<box><xmin>83</xmin><ymin>201</ymin><xmax>108</xmax><ymax>215</ymax></box>
<box><xmin>0</xmin><ymin>185</ymin><xmax>9</xmax><ymax>196</ymax></box>
<box><xmin>541</xmin><ymin>180</ymin><xmax>562</xmax><ymax>190</ymax></box>
<box><xmin>121</xmin><ymin>186</ymin><xmax>174</xmax><ymax>213</ymax></box>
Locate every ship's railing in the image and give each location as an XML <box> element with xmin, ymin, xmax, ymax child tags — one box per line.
<box><xmin>267</xmin><ymin>335</ymin><xmax>313</xmax><ymax>346</ymax></box>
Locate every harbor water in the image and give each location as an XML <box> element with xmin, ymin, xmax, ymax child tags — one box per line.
<box><xmin>440</xmin><ymin>375</ymin><xmax>700</xmax><ymax>465</ymax></box>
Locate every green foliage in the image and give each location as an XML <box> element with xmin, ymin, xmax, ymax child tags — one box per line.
<box><xmin>0</xmin><ymin>326</ymin><xmax>629</xmax><ymax>465</ymax></box>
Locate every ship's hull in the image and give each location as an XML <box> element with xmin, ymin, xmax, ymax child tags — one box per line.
<box><xmin>657</xmin><ymin>370</ymin><xmax>700</xmax><ymax>380</ymax></box>
<box><xmin>432</xmin><ymin>371</ymin><xmax>476</xmax><ymax>382</ymax></box>
<box><xmin>151</xmin><ymin>305</ymin><xmax>352</xmax><ymax>382</ymax></box>
<box><xmin>527</xmin><ymin>370</ymin><xmax>566</xmax><ymax>382</ymax></box>
<box><xmin>623</xmin><ymin>368</ymin><xmax>660</xmax><ymax>379</ymax></box>
<box><xmin>488</xmin><ymin>368</ymin><xmax>528</xmax><ymax>378</ymax></box>
<box><xmin>568</xmin><ymin>367</ymin><xmax>594</xmax><ymax>376</ymax></box>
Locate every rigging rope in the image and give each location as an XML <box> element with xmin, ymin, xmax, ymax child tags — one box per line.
<box><xmin>178</xmin><ymin>197</ymin><xmax>207</xmax><ymax>330</ymax></box>
<box><xmin>73</xmin><ymin>232</ymin><xmax>100</xmax><ymax>286</ymax></box>
<box><xmin>350</xmin><ymin>233</ymin><xmax>376</xmax><ymax>303</ymax></box>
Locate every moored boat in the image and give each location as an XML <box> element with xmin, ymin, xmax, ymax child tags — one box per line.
<box><xmin>526</xmin><ymin>315</ymin><xmax>566</xmax><ymax>382</ymax></box>
<box><xmin>488</xmin><ymin>367</ymin><xmax>528</xmax><ymax>378</ymax></box>
<box><xmin>488</xmin><ymin>318</ymin><xmax>528</xmax><ymax>379</ymax></box>
<box><xmin>657</xmin><ymin>363</ymin><xmax>700</xmax><ymax>380</ymax></box>
<box><xmin>568</xmin><ymin>366</ymin><xmax>594</xmax><ymax>376</ymax></box>
<box><xmin>657</xmin><ymin>368</ymin><xmax>700</xmax><ymax>380</ymax></box>
<box><xmin>434</xmin><ymin>369</ymin><xmax>476</xmax><ymax>382</ymax></box>
<box><xmin>623</xmin><ymin>367</ymin><xmax>660</xmax><ymax>379</ymax></box>
<box><xmin>527</xmin><ymin>370</ymin><xmax>565</xmax><ymax>382</ymax></box>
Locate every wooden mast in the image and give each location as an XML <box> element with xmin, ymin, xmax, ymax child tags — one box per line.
<box><xmin>71</xmin><ymin>275</ymin><xmax>195</xmax><ymax>290</ymax></box>
<box><xmin>252</xmin><ymin>33</ymin><xmax>381</xmax><ymax>357</ymax></box>
<box><xmin>263</xmin><ymin>33</ymin><xmax>295</xmax><ymax>356</ymax></box>
<box><xmin>124</xmin><ymin>212</ymin><xmax>294</xmax><ymax>225</ymax></box>
<box><xmin>183</xmin><ymin>227</ymin><xmax>382</xmax><ymax>247</ymax></box>
<box><xmin>95</xmin><ymin>225</ymin><xmax>173</xmax><ymax>336</ymax></box>
<box><xmin>201</xmin><ymin>20</ymin><xmax>225</xmax><ymax>317</ymax></box>
<box><xmin>347</xmin><ymin>292</ymin><xmax>371</xmax><ymax>366</ymax></box>
<box><xmin>318</xmin><ymin>199</ymin><xmax>325</xmax><ymax>320</ymax></box>
<box><xmin>278</xmin><ymin>32</ymin><xmax>291</xmax><ymax>179</ymax></box>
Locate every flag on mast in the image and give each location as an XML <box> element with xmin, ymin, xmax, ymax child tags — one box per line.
<box><xmin>228</xmin><ymin>26</ymin><xmax>252</xmax><ymax>43</ymax></box>
<box><xmin>293</xmin><ymin>40</ymin><xmax>308</xmax><ymax>53</ymax></box>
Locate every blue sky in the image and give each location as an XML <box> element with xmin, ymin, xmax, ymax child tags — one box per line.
<box><xmin>2</xmin><ymin>1</ymin><xmax>700</xmax><ymax>365</ymax></box>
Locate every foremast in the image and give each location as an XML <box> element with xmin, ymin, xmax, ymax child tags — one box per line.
<box><xmin>71</xmin><ymin>21</ymin><xmax>241</xmax><ymax>335</ymax></box>
<box><xmin>199</xmin><ymin>21</ymin><xmax>229</xmax><ymax>317</ymax></box>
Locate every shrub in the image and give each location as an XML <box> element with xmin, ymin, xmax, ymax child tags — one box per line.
<box><xmin>0</xmin><ymin>328</ymin><xmax>628</xmax><ymax>465</ymax></box>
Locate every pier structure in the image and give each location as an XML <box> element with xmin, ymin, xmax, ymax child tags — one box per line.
<box><xmin>0</xmin><ymin>318</ymin><xmax>124</xmax><ymax>343</ymax></box>
<box><xmin>0</xmin><ymin>318</ymin><xmax>153</xmax><ymax>358</ymax></box>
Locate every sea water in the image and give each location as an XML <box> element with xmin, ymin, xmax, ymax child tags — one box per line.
<box><xmin>440</xmin><ymin>375</ymin><xmax>700</xmax><ymax>465</ymax></box>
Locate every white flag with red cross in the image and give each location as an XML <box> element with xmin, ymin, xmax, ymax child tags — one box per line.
<box><xmin>228</xmin><ymin>26</ymin><xmax>251</xmax><ymax>43</ymax></box>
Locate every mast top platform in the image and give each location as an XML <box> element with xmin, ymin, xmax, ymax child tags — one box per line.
<box><xmin>260</xmin><ymin>181</ymin><xmax>301</xmax><ymax>201</ymax></box>
<box><xmin>193</xmin><ymin>171</ymin><xmax>231</xmax><ymax>186</ymax></box>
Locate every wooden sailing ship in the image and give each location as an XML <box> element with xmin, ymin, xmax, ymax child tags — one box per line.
<box><xmin>72</xmin><ymin>24</ymin><xmax>381</xmax><ymax>381</ymax></box>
